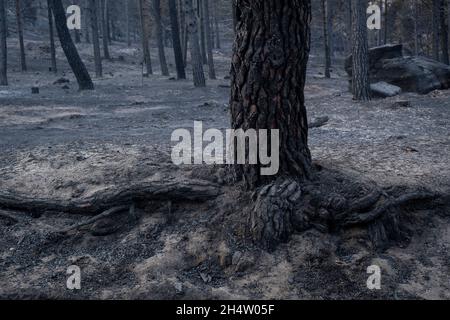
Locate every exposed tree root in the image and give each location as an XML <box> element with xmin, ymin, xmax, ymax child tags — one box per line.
<box><xmin>246</xmin><ymin>169</ymin><xmax>444</xmax><ymax>251</ymax></box>
<box><xmin>57</xmin><ymin>205</ymin><xmax>131</xmax><ymax>234</ymax></box>
<box><xmin>342</xmin><ymin>192</ymin><xmax>437</xmax><ymax>227</ymax></box>
<box><xmin>0</xmin><ymin>179</ymin><xmax>221</xmax><ymax>216</ymax></box>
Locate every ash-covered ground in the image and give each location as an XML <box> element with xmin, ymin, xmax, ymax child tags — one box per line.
<box><xmin>0</xmin><ymin>38</ymin><xmax>449</xmax><ymax>299</ymax></box>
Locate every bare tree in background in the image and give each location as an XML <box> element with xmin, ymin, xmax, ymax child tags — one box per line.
<box><xmin>169</xmin><ymin>0</ymin><xmax>186</xmax><ymax>79</ymax></box>
<box><xmin>139</xmin><ymin>0</ymin><xmax>153</xmax><ymax>76</ymax></box>
<box><xmin>50</xmin><ymin>0</ymin><xmax>94</xmax><ymax>90</ymax></box>
<box><xmin>351</xmin><ymin>0</ymin><xmax>371</xmax><ymax>101</ymax></box>
<box><xmin>440</xmin><ymin>0</ymin><xmax>449</xmax><ymax>64</ymax></box>
<box><xmin>322</xmin><ymin>0</ymin><xmax>331</xmax><ymax>78</ymax></box>
<box><xmin>126</xmin><ymin>0</ymin><xmax>131</xmax><ymax>47</ymax></box>
<box><xmin>185</xmin><ymin>0</ymin><xmax>205</xmax><ymax>87</ymax></box>
<box><xmin>89</xmin><ymin>0</ymin><xmax>102</xmax><ymax>77</ymax></box>
<box><xmin>202</xmin><ymin>0</ymin><xmax>216</xmax><ymax>79</ymax></box>
<box><xmin>15</xmin><ymin>0</ymin><xmax>27</xmax><ymax>72</ymax></box>
<box><xmin>212</xmin><ymin>0</ymin><xmax>220</xmax><ymax>49</ymax></box>
<box><xmin>432</xmin><ymin>0</ymin><xmax>441</xmax><ymax>61</ymax></box>
<box><xmin>153</xmin><ymin>0</ymin><xmax>170</xmax><ymax>76</ymax></box>
<box><xmin>0</xmin><ymin>0</ymin><xmax>7</xmax><ymax>85</ymax></box>
<box><xmin>101</xmin><ymin>0</ymin><xmax>111</xmax><ymax>60</ymax></box>
<box><xmin>47</xmin><ymin>0</ymin><xmax>57</xmax><ymax>73</ymax></box>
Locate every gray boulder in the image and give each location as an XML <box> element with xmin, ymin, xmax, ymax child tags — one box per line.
<box><xmin>345</xmin><ymin>44</ymin><xmax>450</xmax><ymax>94</ymax></box>
<box><xmin>370</xmin><ymin>82</ymin><xmax>401</xmax><ymax>97</ymax></box>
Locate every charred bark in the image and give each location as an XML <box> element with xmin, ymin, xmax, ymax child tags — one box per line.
<box><xmin>202</xmin><ymin>0</ymin><xmax>216</xmax><ymax>79</ymax></box>
<box><xmin>152</xmin><ymin>0</ymin><xmax>170</xmax><ymax>76</ymax></box>
<box><xmin>15</xmin><ymin>0</ymin><xmax>27</xmax><ymax>72</ymax></box>
<box><xmin>47</xmin><ymin>0</ymin><xmax>57</xmax><ymax>73</ymax></box>
<box><xmin>89</xmin><ymin>0</ymin><xmax>102</xmax><ymax>77</ymax></box>
<box><xmin>169</xmin><ymin>0</ymin><xmax>186</xmax><ymax>79</ymax></box>
<box><xmin>351</xmin><ymin>0</ymin><xmax>371</xmax><ymax>101</ymax></box>
<box><xmin>139</xmin><ymin>0</ymin><xmax>153</xmax><ymax>76</ymax></box>
<box><xmin>50</xmin><ymin>0</ymin><xmax>94</xmax><ymax>90</ymax></box>
<box><xmin>230</xmin><ymin>0</ymin><xmax>313</xmax><ymax>189</ymax></box>
<box><xmin>184</xmin><ymin>0</ymin><xmax>206</xmax><ymax>87</ymax></box>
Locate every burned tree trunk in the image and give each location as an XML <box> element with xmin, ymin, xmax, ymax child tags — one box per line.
<box><xmin>440</xmin><ymin>0</ymin><xmax>449</xmax><ymax>64</ymax></box>
<box><xmin>322</xmin><ymin>0</ymin><xmax>331</xmax><ymax>78</ymax></box>
<box><xmin>432</xmin><ymin>0</ymin><xmax>441</xmax><ymax>61</ymax></box>
<box><xmin>101</xmin><ymin>0</ymin><xmax>110</xmax><ymax>60</ymax></box>
<box><xmin>126</xmin><ymin>0</ymin><xmax>131</xmax><ymax>47</ymax></box>
<box><xmin>0</xmin><ymin>0</ymin><xmax>6</xmax><ymax>85</ymax></box>
<box><xmin>50</xmin><ymin>0</ymin><xmax>94</xmax><ymax>90</ymax></box>
<box><xmin>230</xmin><ymin>0</ymin><xmax>313</xmax><ymax>188</ymax></box>
<box><xmin>15</xmin><ymin>0</ymin><xmax>27</xmax><ymax>72</ymax></box>
<box><xmin>152</xmin><ymin>0</ymin><xmax>170</xmax><ymax>76</ymax></box>
<box><xmin>198</xmin><ymin>0</ymin><xmax>207</xmax><ymax>64</ymax></box>
<box><xmin>202</xmin><ymin>0</ymin><xmax>216</xmax><ymax>79</ymax></box>
<box><xmin>230</xmin><ymin>0</ymin><xmax>313</xmax><ymax>249</ymax></box>
<box><xmin>139</xmin><ymin>0</ymin><xmax>153</xmax><ymax>76</ymax></box>
<box><xmin>212</xmin><ymin>0</ymin><xmax>220</xmax><ymax>49</ymax></box>
<box><xmin>184</xmin><ymin>0</ymin><xmax>205</xmax><ymax>87</ymax></box>
<box><xmin>89</xmin><ymin>0</ymin><xmax>102</xmax><ymax>77</ymax></box>
<box><xmin>351</xmin><ymin>0</ymin><xmax>371</xmax><ymax>101</ymax></box>
<box><xmin>169</xmin><ymin>0</ymin><xmax>186</xmax><ymax>79</ymax></box>
<box><xmin>47</xmin><ymin>0</ymin><xmax>57</xmax><ymax>73</ymax></box>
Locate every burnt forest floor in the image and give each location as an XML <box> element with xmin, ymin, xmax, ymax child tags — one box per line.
<box><xmin>0</xmin><ymin>38</ymin><xmax>449</xmax><ymax>300</ymax></box>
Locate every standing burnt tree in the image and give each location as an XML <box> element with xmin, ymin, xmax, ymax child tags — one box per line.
<box><xmin>0</xmin><ymin>0</ymin><xmax>7</xmax><ymax>86</ymax></box>
<box><xmin>169</xmin><ymin>0</ymin><xmax>186</xmax><ymax>79</ymax></box>
<box><xmin>184</xmin><ymin>0</ymin><xmax>205</xmax><ymax>87</ymax></box>
<box><xmin>15</xmin><ymin>0</ymin><xmax>27</xmax><ymax>72</ymax></box>
<box><xmin>47</xmin><ymin>0</ymin><xmax>57</xmax><ymax>73</ymax></box>
<box><xmin>89</xmin><ymin>0</ymin><xmax>102</xmax><ymax>77</ymax></box>
<box><xmin>50</xmin><ymin>0</ymin><xmax>94</xmax><ymax>90</ymax></box>
<box><xmin>230</xmin><ymin>0</ymin><xmax>312</xmax><ymax>248</ymax></box>
<box><xmin>230</xmin><ymin>0</ymin><xmax>313</xmax><ymax>189</ymax></box>
<box><xmin>351</xmin><ymin>0</ymin><xmax>371</xmax><ymax>101</ymax></box>
<box><xmin>152</xmin><ymin>0</ymin><xmax>170</xmax><ymax>76</ymax></box>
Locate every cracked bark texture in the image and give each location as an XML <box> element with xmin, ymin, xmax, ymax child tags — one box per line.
<box><xmin>230</xmin><ymin>0</ymin><xmax>313</xmax><ymax>189</ymax></box>
<box><xmin>351</xmin><ymin>0</ymin><xmax>370</xmax><ymax>101</ymax></box>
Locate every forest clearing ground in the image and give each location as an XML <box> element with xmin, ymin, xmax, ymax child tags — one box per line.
<box><xmin>0</xmin><ymin>40</ymin><xmax>449</xmax><ymax>299</ymax></box>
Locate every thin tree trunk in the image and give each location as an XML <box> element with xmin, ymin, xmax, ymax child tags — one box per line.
<box><xmin>198</xmin><ymin>0</ymin><xmax>207</xmax><ymax>64</ymax></box>
<box><xmin>15</xmin><ymin>0</ymin><xmax>27</xmax><ymax>71</ymax></box>
<box><xmin>126</xmin><ymin>0</ymin><xmax>131</xmax><ymax>46</ymax></box>
<box><xmin>153</xmin><ymin>0</ymin><xmax>170</xmax><ymax>76</ymax></box>
<box><xmin>202</xmin><ymin>0</ymin><xmax>215</xmax><ymax>79</ymax></box>
<box><xmin>351</xmin><ymin>0</ymin><xmax>371</xmax><ymax>101</ymax></box>
<box><xmin>47</xmin><ymin>0</ymin><xmax>57</xmax><ymax>73</ymax></box>
<box><xmin>414</xmin><ymin>0</ymin><xmax>419</xmax><ymax>56</ymax></box>
<box><xmin>50</xmin><ymin>0</ymin><xmax>94</xmax><ymax>90</ymax></box>
<box><xmin>0</xmin><ymin>0</ymin><xmax>7</xmax><ymax>85</ymax></box>
<box><xmin>139</xmin><ymin>0</ymin><xmax>153</xmax><ymax>76</ymax></box>
<box><xmin>89</xmin><ymin>0</ymin><xmax>102</xmax><ymax>77</ymax></box>
<box><xmin>169</xmin><ymin>0</ymin><xmax>186</xmax><ymax>79</ymax></box>
<box><xmin>432</xmin><ymin>0</ymin><xmax>441</xmax><ymax>61</ymax></box>
<box><xmin>440</xmin><ymin>0</ymin><xmax>449</xmax><ymax>64</ymax></box>
<box><xmin>101</xmin><ymin>0</ymin><xmax>110</xmax><ymax>59</ymax></box>
<box><xmin>322</xmin><ymin>0</ymin><xmax>331</xmax><ymax>78</ymax></box>
<box><xmin>230</xmin><ymin>0</ymin><xmax>313</xmax><ymax>189</ymax></box>
<box><xmin>383</xmin><ymin>0</ymin><xmax>388</xmax><ymax>44</ymax></box>
<box><xmin>184</xmin><ymin>0</ymin><xmax>205</xmax><ymax>87</ymax></box>
<box><xmin>212</xmin><ymin>0</ymin><xmax>220</xmax><ymax>49</ymax></box>
<box><xmin>84</xmin><ymin>0</ymin><xmax>91</xmax><ymax>43</ymax></box>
